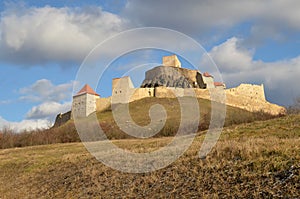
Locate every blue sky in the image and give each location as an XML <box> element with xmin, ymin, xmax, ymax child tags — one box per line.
<box><xmin>0</xmin><ymin>0</ymin><xmax>300</xmax><ymax>131</ymax></box>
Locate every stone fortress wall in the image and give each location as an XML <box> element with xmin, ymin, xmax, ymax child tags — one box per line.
<box><xmin>110</xmin><ymin>76</ymin><xmax>155</xmax><ymax>104</ymax></box>
<box><xmin>53</xmin><ymin>111</ymin><xmax>72</xmax><ymax>127</ymax></box>
<box><xmin>224</xmin><ymin>84</ymin><xmax>285</xmax><ymax>115</ymax></box>
<box><xmin>102</xmin><ymin>83</ymin><xmax>284</xmax><ymax>116</ymax></box>
<box><xmin>93</xmin><ymin>87</ymin><xmax>285</xmax><ymax>117</ymax></box>
<box><xmin>227</xmin><ymin>84</ymin><xmax>265</xmax><ymax>101</ymax></box>
<box><xmin>61</xmin><ymin>54</ymin><xmax>286</xmax><ymax>126</ymax></box>
<box><xmin>100</xmin><ymin>55</ymin><xmax>285</xmax><ymax>115</ymax></box>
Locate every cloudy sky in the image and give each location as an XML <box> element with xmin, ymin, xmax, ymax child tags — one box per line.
<box><xmin>0</xmin><ymin>0</ymin><xmax>299</xmax><ymax>131</ymax></box>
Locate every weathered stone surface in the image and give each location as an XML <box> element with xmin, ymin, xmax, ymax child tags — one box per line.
<box><xmin>53</xmin><ymin>111</ymin><xmax>71</xmax><ymax>127</ymax></box>
<box><xmin>162</xmin><ymin>55</ymin><xmax>181</xmax><ymax>68</ymax></box>
<box><xmin>140</xmin><ymin>66</ymin><xmax>206</xmax><ymax>88</ymax></box>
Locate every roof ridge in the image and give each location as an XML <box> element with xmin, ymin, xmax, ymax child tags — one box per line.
<box><xmin>75</xmin><ymin>84</ymin><xmax>99</xmax><ymax>96</ymax></box>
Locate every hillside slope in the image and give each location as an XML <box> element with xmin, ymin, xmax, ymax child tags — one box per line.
<box><xmin>63</xmin><ymin>97</ymin><xmax>276</xmax><ymax>140</ymax></box>
<box><xmin>1</xmin><ymin>97</ymin><xmax>276</xmax><ymax>149</ymax></box>
<box><xmin>0</xmin><ymin>114</ymin><xmax>299</xmax><ymax>198</ymax></box>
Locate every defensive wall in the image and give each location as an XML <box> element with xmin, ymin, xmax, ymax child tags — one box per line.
<box><xmin>54</xmin><ymin>54</ymin><xmax>286</xmax><ymax>127</ymax></box>
<box><xmin>152</xmin><ymin>84</ymin><xmax>285</xmax><ymax>115</ymax></box>
<box><xmin>96</xmin><ymin>97</ymin><xmax>112</xmax><ymax>112</ymax></box>
<box><xmin>95</xmin><ymin>83</ymin><xmax>286</xmax><ymax>116</ymax></box>
<box><xmin>53</xmin><ymin>111</ymin><xmax>72</xmax><ymax>127</ymax></box>
<box><xmin>54</xmin><ymin>83</ymin><xmax>285</xmax><ymax>127</ymax></box>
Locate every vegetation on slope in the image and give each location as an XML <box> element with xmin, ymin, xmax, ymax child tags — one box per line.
<box><xmin>0</xmin><ymin>114</ymin><xmax>299</xmax><ymax>198</ymax></box>
<box><xmin>0</xmin><ymin>97</ymin><xmax>277</xmax><ymax>149</ymax></box>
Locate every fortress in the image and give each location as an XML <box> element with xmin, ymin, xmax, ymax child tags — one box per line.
<box><xmin>54</xmin><ymin>55</ymin><xmax>286</xmax><ymax>126</ymax></box>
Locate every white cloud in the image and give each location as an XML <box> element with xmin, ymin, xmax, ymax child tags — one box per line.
<box><xmin>123</xmin><ymin>0</ymin><xmax>300</xmax><ymax>42</ymax></box>
<box><xmin>0</xmin><ymin>99</ymin><xmax>71</xmax><ymax>132</ymax></box>
<box><xmin>124</xmin><ymin>0</ymin><xmax>261</xmax><ymax>31</ymax></box>
<box><xmin>0</xmin><ymin>1</ymin><xmax>299</xmax><ymax>66</ymax></box>
<box><xmin>0</xmin><ymin>5</ymin><xmax>129</xmax><ymax>65</ymax></box>
<box><xmin>0</xmin><ymin>116</ymin><xmax>50</xmax><ymax>132</ymax></box>
<box><xmin>18</xmin><ymin>79</ymin><xmax>73</xmax><ymax>122</ymax></box>
<box><xmin>0</xmin><ymin>94</ymin><xmax>72</xmax><ymax>132</ymax></box>
<box><xmin>0</xmin><ymin>100</ymin><xmax>11</xmax><ymax>105</ymax></box>
<box><xmin>25</xmin><ymin>101</ymin><xmax>71</xmax><ymax>120</ymax></box>
<box><xmin>207</xmin><ymin>37</ymin><xmax>254</xmax><ymax>73</ymax></box>
<box><xmin>204</xmin><ymin>37</ymin><xmax>300</xmax><ymax>105</ymax></box>
<box><xmin>0</xmin><ymin>79</ymin><xmax>73</xmax><ymax>131</ymax></box>
<box><xmin>19</xmin><ymin>79</ymin><xmax>73</xmax><ymax>103</ymax></box>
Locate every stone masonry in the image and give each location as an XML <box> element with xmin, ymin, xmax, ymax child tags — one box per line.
<box><xmin>54</xmin><ymin>54</ymin><xmax>286</xmax><ymax>126</ymax></box>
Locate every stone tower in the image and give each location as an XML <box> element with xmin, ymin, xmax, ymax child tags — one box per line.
<box><xmin>112</xmin><ymin>76</ymin><xmax>135</xmax><ymax>104</ymax></box>
<box><xmin>162</xmin><ymin>55</ymin><xmax>181</xmax><ymax>68</ymax></box>
<box><xmin>72</xmin><ymin>84</ymin><xmax>100</xmax><ymax>118</ymax></box>
<box><xmin>202</xmin><ymin>72</ymin><xmax>215</xmax><ymax>89</ymax></box>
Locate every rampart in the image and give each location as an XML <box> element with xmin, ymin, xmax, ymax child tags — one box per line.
<box><xmin>96</xmin><ymin>83</ymin><xmax>286</xmax><ymax>116</ymax></box>
<box><xmin>54</xmin><ymin>83</ymin><xmax>286</xmax><ymax>127</ymax></box>
<box><xmin>104</xmin><ymin>83</ymin><xmax>285</xmax><ymax>115</ymax></box>
<box><xmin>224</xmin><ymin>84</ymin><xmax>285</xmax><ymax>115</ymax></box>
<box><xmin>53</xmin><ymin>111</ymin><xmax>72</xmax><ymax>127</ymax></box>
<box><xmin>227</xmin><ymin>84</ymin><xmax>265</xmax><ymax>101</ymax></box>
<box><xmin>140</xmin><ymin>84</ymin><xmax>286</xmax><ymax>115</ymax></box>
<box><xmin>54</xmin><ymin>54</ymin><xmax>287</xmax><ymax>128</ymax></box>
<box><xmin>96</xmin><ymin>97</ymin><xmax>112</xmax><ymax>112</ymax></box>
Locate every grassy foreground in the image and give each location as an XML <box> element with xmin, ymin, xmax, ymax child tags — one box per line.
<box><xmin>0</xmin><ymin>97</ymin><xmax>275</xmax><ymax>149</ymax></box>
<box><xmin>0</xmin><ymin>114</ymin><xmax>299</xmax><ymax>198</ymax></box>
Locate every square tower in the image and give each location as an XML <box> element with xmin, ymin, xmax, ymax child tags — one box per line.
<box><xmin>112</xmin><ymin>76</ymin><xmax>134</xmax><ymax>104</ymax></box>
<box><xmin>202</xmin><ymin>72</ymin><xmax>215</xmax><ymax>89</ymax></box>
<box><xmin>72</xmin><ymin>84</ymin><xmax>100</xmax><ymax>118</ymax></box>
<box><xmin>162</xmin><ymin>55</ymin><xmax>181</xmax><ymax>68</ymax></box>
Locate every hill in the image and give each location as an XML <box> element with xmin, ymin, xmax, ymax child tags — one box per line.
<box><xmin>0</xmin><ymin>114</ymin><xmax>299</xmax><ymax>198</ymax></box>
<box><xmin>1</xmin><ymin>97</ymin><xmax>276</xmax><ymax>149</ymax></box>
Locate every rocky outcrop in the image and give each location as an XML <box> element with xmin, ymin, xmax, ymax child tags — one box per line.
<box><xmin>140</xmin><ymin>66</ymin><xmax>206</xmax><ymax>88</ymax></box>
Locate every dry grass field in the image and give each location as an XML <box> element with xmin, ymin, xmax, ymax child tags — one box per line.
<box><xmin>0</xmin><ymin>97</ymin><xmax>275</xmax><ymax>149</ymax></box>
<box><xmin>0</xmin><ymin>114</ymin><xmax>299</xmax><ymax>198</ymax></box>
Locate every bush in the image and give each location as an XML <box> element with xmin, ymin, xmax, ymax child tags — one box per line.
<box><xmin>0</xmin><ymin>121</ymin><xmax>80</xmax><ymax>149</ymax></box>
<box><xmin>0</xmin><ymin>97</ymin><xmax>281</xmax><ymax>149</ymax></box>
<box><xmin>287</xmin><ymin>97</ymin><xmax>300</xmax><ymax>114</ymax></box>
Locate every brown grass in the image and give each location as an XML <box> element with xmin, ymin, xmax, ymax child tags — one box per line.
<box><xmin>0</xmin><ymin>97</ymin><xmax>277</xmax><ymax>149</ymax></box>
<box><xmin>0</xmin><ymin>114</ymin><xmax>299</xmax><ymax>198</ymax></box>
<box><xmin>0</xmin><ymin>122</ymin><xmax>80</xmax><ymax>149</ymax></box>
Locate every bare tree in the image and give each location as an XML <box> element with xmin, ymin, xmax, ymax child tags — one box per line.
<box><xmin>287</xmin><ymin>97</ymin><xmax>300</xmax><ymax>114</ymax></box>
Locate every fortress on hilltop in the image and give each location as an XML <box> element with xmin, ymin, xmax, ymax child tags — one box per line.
<box><xmin>54</xmin><ymin>55</ymin><xmax>286</xmax><ymax>126</ymax></box>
